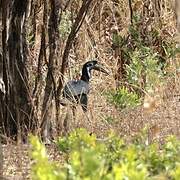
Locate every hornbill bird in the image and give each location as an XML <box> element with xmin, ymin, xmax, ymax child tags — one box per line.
<box><xmin>62</xmin><ymin>60</ymin><xmax>109</xmax><ymax>112</ymax></box>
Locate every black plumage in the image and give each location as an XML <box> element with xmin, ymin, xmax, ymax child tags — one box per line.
<box><xmin>62</xmin><ymin>60</ymin><xmax>108</xmax><ymax>112</ymax></box>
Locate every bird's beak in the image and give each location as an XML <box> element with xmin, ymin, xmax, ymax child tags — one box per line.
<box><xmin>93</xmin><ymin>63</ymin><xmax>109</xmax><ymax>75</ymax></box>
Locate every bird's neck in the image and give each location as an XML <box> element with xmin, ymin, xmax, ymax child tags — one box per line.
<box><xmin>81</xmin><ymin>67</ymin><xmax>91</xmax><ymax>82</ymax></box>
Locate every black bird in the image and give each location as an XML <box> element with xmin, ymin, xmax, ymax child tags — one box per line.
<box><xmin>62</xmin><ymin>60</ymin><xmax>109</xmax><ymax>112</ymax></box>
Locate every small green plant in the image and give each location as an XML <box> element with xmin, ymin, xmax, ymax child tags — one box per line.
<box><xmin>30</xmin><ymin>129</ymin><xmax>180</xmax><ymax>180</ymax></box>
<box><xmin>30</xmin><ymin>135</ymin><xmax>65</xmax><ymax>180</ymax></box>
<box><xmin>126</xmin><ymin>47</ymin><xmax>163</xmax><ymax>91</ymax></box>
<box><xmin>106</xmin><ymin>87</ymin><xmax>140</xmax><ymax>109</ymax></box>
<box><xmin>111</xmin><ymin>15</ymin><xmax>178</xmax><ymax>100</ymax></box>
<box><xmin>59</xmin><ymin>11</ymin><xmax>72</xmax><ymax>39</ymax></box>
<box><xmin>104</xmin><ymin>116</ymin><xmax>116</xmax><ymax>124</ymax></box>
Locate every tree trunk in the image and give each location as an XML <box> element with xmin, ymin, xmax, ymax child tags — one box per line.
<box><xmin>40</xmin><ymin>0</ymin><xmax>60</xmax><ymax>142</ymax></box>
<box><xmin>175</xmin><ymin>0</ymin><xmax>180</xmax><ymax>35</ymax></box>
<box><xmin>1</xmin><ymin>0</ymin><xmax>36</xmax><ymax>140</ymax></box>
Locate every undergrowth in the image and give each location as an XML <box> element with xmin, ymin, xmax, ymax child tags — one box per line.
<box><xmin>30</xmin><ymin>128</ymin><xmax>180</xmax><ymax>180</ymax></box>
<box><xmin>106</xmin><ymin>87</ymin><xmax>140</xmax><ymax>109</ymax></box>
<box><xmin>106</xmin><ymin>15</ymin><xmax>178</xmax><ymax>109</ymax></box>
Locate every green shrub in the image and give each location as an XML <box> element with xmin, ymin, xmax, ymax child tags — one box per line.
<box><xmin>106</xmin><ymin>87</ymin><xmax>140</xmax><ymax>109</ymax></box>
<box><xmin>111</xmin><ymin>15</ymin><xmax>178</xmax><ymax>99</ymax></box>
<box><xmin>30</xmin><ymin>135</ymin><xmax>65</xmax><ymax>180</ymax></box>
<box><xmin>59</xmin><ymin>11</ymin><xmax>72</xmax><ymax>39</ymax></box>
<box><xmin>126</xmin><ymin>47</ymin><xmax>163</xmax><ymax>91</ymax></box>
<box><xmin>30</xmin><ymin>129</ymin><xmax>180</xmax><ymax>180</ymax></box>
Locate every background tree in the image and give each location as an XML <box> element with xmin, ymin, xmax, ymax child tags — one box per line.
<box><xmin>0</xmin><ymin>0</ymin><xmax>179</xmax><ymax>142</ymax></box>
<box><xmin>1</xmin><ymin>0</ymin><xmax>36</xmax><ymax>139</ymax></box>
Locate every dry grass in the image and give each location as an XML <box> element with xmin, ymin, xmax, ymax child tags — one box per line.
<box><xmin>2</xmin><ymin>0</ymin><xmax>180</xmax><ymax>179</ymax></box>
<box><xmin>2</xmin><ymin>70</ymin><xmax>180</xmax><ymax>179</ymax></box>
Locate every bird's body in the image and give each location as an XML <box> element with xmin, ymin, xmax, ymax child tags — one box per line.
<box><xmin>63</xmin><ymin>80</ymin><xmax>89</xmax><ymax>111</ymax></box>
<box><xmin>62</xmin><ymin>60</ymin><xmax>108</xmax><ymax>112</ymax></box>
<box><xmin>63</xmin><ymin>80</ymin><xmax>90</xmax><ymax>99</ymax></box>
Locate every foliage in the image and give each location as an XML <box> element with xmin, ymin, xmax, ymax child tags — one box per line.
<box><xmin>106</xmin><ymin>87</ymin><xmax>140</xmax><ymax>109</ymax></box>
<box><xmin>104</xmin><ymin>116</ymin><xmax>117</xmax><ymax>124</ymax></box>
<box><xmin>108</xmin><ymin>14</ymin><xmax>179</xmax><ymax>111</ymax></box>
<box><xmin>112</xmin><ymin>15</ymin><xmax>178</xmax><ymax>94</ymax></box>
<box><xmin>30</xmin><ymin>135</ymin><xmax>65</xmax><ymax>180</ymax></box>
<box><xmin>126</xmin><ymin>47</ymin><xmax>163</xmax><ymax>91</ymax></box>
<box><xmin>30</xmin><ymin>129</ymin><xmax>180</xmax><ymax>180</ymax></box>
<box><xmin>59</xmin><ymin>11</ymin><xmax>72</xmax><ymax>39</ymax></box>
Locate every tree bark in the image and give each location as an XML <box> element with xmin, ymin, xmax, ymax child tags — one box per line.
<box><xmin>175</xmin><ymin>0</ymin><xmax>180</xmax><ymax>34</ymax></box>
<box><xmin>1</xmin><ymin>0</ymin><xmax>36</xmax><ymax>140</ymax></box>
<box><xmin>57</xmin><ymin>0</ymin><xmax>94</xmax><ymax>96</ymax></box>
<box><xmin>55</xmin><ymin>0</ymin><xmax>94</xmax><ymax>136</ymax></box>
<box><xmin>40</xmin><ymin>0</ymin><xmax>60</xmax><ymax>142</ymax></box>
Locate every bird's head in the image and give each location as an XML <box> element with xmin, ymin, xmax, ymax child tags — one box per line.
<box><xmin>81</xmin><ymin>60</ymin><xmax>109</xmax><ymax>82</ymax></box>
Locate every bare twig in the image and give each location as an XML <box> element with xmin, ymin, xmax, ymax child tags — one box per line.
<box><xmin>56</xmin><ymin>0</ymin><xmax>94</xmax><ymax>97</ymax></box>
<box><xmin>128</xmin><ymin>0</ymin><xmax>133</xmax><ymax>24</ymax></box>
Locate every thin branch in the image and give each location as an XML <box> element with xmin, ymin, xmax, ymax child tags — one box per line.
<box><xmin>56</xmin><ymin>0</ymin><xmax>94</xmax><ymax>97</ymax></box>
<box><xmin>128</xmin><ymin>0</ymin><xmax>133</xmax><ymax>24</ymax></box>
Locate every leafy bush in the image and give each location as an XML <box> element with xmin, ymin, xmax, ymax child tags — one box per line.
<box><xmin>112</xmin><ymin>15</ymin><xmax>178</xmax><ymax>99</ymax></box>
<box><xmin>30</xmin><ymin>135</ymin><xmax>65</xmax><ymax>180</ymax></box>
<box><xmin>59</xmin><ymin>11</ymin><xmax>72</xmax><ymax>39</ymax></box>
<box><xmin>106</xmin><ymin>87</ymin><xmax>140</xmax><ymax>109</ymax></box>
<box><xmin>30</xmin><ymin>129</ymin><xmax>180</xmax><ymax>180</ymax></box>
<box><xmin>126</xmin><ymin>47</ymin><xmax>163</xmax><ymax>91</ymax></box>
